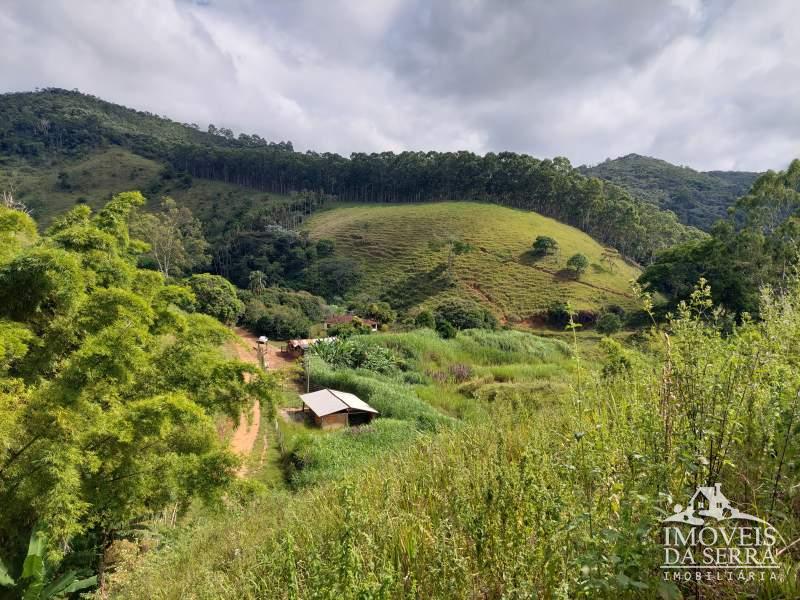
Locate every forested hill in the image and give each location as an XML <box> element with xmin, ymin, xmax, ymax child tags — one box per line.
<box><xmin>1</xmin><ymin>88</ymin><xmax>702</xmax><ymax>264</ymax></box>
<box><xmin>579</xmin><ymin>154</ymin><xmax>759</xmax><ymax>230</ymax></box>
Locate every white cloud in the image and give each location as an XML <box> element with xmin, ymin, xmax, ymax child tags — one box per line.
<box><xmin>0</xmin><ymin>0</ymin><xmax>798</xmax><ymax>170</ymax></box>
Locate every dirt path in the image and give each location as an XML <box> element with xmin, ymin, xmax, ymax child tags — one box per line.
<box><xmin>229</xmin><ymin>328</ymin><xmax>301</xmax><ymax>475</ymax></box>
<box><xmin>230</xmin><ymin>329</ymin><xmax>262</xmax><ymax>472</ymax></box>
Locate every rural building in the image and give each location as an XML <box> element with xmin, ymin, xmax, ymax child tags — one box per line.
<box><xmin>299</xmin><ymin>388</ymin><xmax>379</xmax><ymax>429</ymax></box>
<box><xmin>324</xmin><ymin>314</ymin><xmax>379</xmax><ymax>332</ymax></box>
<box><xmin>285</xmin><ymin>337</ymin><xmax>335</xmax><ymax>357</ymax></box>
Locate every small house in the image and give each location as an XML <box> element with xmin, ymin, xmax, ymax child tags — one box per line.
<box><xmin>324</xmin><ymin>314</ymin><xmax>379</xmax><ymax>332</ymax></box>
<box><xmin>299</xmin><ymin>388</ymin><xmax>379</xmax><ymax>429</ymax></box>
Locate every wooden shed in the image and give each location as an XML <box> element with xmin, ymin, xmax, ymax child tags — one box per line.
<box><xmin>299</xmin><ymin>388</ymin><xmax>379</xmax><ymax>429</ymax></box>
<box><xmin>286</xmin><ymin>337</ymin><xmax>335</xmax><ymax>357</ymax></box>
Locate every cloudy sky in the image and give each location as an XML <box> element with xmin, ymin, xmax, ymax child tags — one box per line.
<box><xmin>2</xmin><ymin>0</ymin><xmax>798</xmax><ymax>171</ymax></box>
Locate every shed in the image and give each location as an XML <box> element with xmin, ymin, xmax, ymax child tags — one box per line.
<box><xmin>286</xmin><ymin>337</ymin><xmax>335</xmax><ymax>356</ymax></box>
<box><xmin>299</xmin><ymin>388</ymin><xmax>379</xmax><ymax>429</ymax></box>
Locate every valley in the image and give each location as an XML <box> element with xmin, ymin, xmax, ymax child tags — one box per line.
<box><xmin>0</xmin><ymin>89</ymin><xmax>798</xmax><ymax>600</ymax></box>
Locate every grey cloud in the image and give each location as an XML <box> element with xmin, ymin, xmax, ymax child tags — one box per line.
<box><xmin>0</xmin><ymin>0</ymin><xmax>798</xmax><ymax>170</ymax></box>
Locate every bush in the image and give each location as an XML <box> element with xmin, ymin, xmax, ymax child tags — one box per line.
<box><xmin>185</xmin><ymin>274</ymin><xmax>244</xmax><ymax>325</ymax></box>
<box><xmin>434</xmin><ymin>298</ymin><xmax>497</xmax><ymax>330</ymax></box>
<box><xmin>365</xmin><ymin>301</ymin><xmax>396</xmax><ymax>325</ymax></box>
<box><xmin>531</xmin><ymin>235</ymin><xmax>558</xmax><ymax>256</ymax></box>
<box><xmin>415</xmin><ymin>309</ymin><xmax>435</xmax><ymax>329</ymax></box>
<box><xmin>596</xmin><ymin>312</ymin><xmax>622</xmax><ymax>334</ymax></box>
<box><xmin>545</xmin><ymin>301</ymin><xmax>571</xmax><ymax>328</ymax></box>
<box><xmin>254</xmin><ymin>305</ymin><xmax>311</xmax><ymax>339</ymax></box>
<box><xmin>566</xmin><ymin>253</ymin><xmax>589</xmax><ymax>278</ymax></box>
<box><xmin>436</xmin><ymin>319</ymin><xmax>457</xmax><ymax>339</ymax></box>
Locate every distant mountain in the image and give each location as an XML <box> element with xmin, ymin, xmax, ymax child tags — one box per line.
<box><xmin>579</xmin><ymin>154</ymin><xmax>760</xmax><ymax>230</ymax></box>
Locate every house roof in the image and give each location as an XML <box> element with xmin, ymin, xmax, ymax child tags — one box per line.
<box><xmin>300</xmin><ymin>388</ymin><xmax>379</xmax><ymax>418</ymax></box>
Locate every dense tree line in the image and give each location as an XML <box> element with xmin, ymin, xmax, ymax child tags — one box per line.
<box><xmin>640</xmin><ymin>159</ymin><xmax>800</xmax><ymax>315</ymax></box>
<box><xmin>168</xmin><ymin>147</ymin><xmax>700</xmax><ymax>263</ymax></box>
<box><xmin>0</xmin><ymin>89</ymin><xmax>700</xmax><ymax>265</ymax></box>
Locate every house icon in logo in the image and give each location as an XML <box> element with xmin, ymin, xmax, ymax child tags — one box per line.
<box><xmin>663</xmin><ymin>483</ymin><xmax>767</xmax><ymax>525</ymax></box>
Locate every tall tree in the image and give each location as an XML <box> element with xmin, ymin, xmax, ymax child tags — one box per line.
<box><xmin>132</xmin><ymin>197</ymin><xmax>209</xmax><ymax>277</ymax></box>
<box><xmin>0</xmin><ymin>192</ymin><xmax>276</xmax><ymax>588</ymax></box>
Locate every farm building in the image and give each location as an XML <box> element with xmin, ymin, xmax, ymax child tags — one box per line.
<box><xmin>324</xmin><ymin>314</ymin><xmax>379</xmax><ymax>331</ymax></box>
<box><xmin>285</xmin><ymin>337</ymin><xmax>335</xmax><ymax>357</ymax></box>
<box><xmin>299</xmin><ymin>388</ymin><xmax>379</xmax><ymax>429</ymax></box>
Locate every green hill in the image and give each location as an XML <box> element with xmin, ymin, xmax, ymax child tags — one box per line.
<box><xmin>580</xmin><ymin>154</ymin><xmax>759</xmax><ymax>230</ymax></box>
<box><xmin>1</xmin><ymin>89</ymin><xmax>704</xmax><ymax>266</ymax></box>
<box><xmin>306</xmin><ymin>202</ymin><xmax>641</xmax><ymax>318</ymax></box>
<box><xmin>0</xmin><ymin>146</ymin><xmax>290</xmax><ymax>233</ymax></box>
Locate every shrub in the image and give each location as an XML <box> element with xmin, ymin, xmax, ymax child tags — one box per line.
<box><xmin>436</xmin><ymin>319</ymin><xmax>457</xmax><ymax>339</ymax></box>
<box><xmin>574</xmin><ymin>309</ymin><xmax>597</xmax><ymax>326</ymax></box>
<box><xmin>545</xmin><ymin>301</ymin><xmax>571</xmax><ymax>328</ymax></box>
<box><xmin>566</xmin><ymin>253</ymin><xmax>589</xmax><ymax>278</ymax></box>
<box><xmin>254</xmin><ymin>305</ymin><xmax>311</xmax><ymax>339</ymax></box>
<box><xmin>365</xmin><ymin>301</ymin><xmax>396</xmax><ymax>325</ymax></box>
<box><xmin>531</xmin><ymin>235</ymin><xmax>558</xmax><ymax>256</ymax></box>
<box><xmin>596</xmin><ymin>312</ymin><xmax>622</xmax><ymax>334</ymax></box>
<box><xmin>434</xmin><ymin>298</ymin><xmax>497</xmax><ymax>330</ymax></box>
<box><xmin>415</xmin><ymin>309</ymin><xmax>436</xmax><ymax>329</ymax></box>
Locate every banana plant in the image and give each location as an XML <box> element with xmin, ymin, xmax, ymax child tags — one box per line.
<box><xmin>0</xmin><ymin>528</ymin><xmax>96</xmax><ymax>599</ymax></box>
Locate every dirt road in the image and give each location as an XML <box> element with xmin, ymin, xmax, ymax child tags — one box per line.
<box><xmin>229</xmin><ymin>328</ymin><xmax>299</xmax><ymax>474</ymax></box>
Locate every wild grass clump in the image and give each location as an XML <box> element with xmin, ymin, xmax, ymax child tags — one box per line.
<box><xmin>284</xmin><ymin>419</ymin><xmax>422</xmax><ymax>488</ymax></box>
<box><xmin>308</xmin><ymin>357</ymin><xmax>451</xmax><ymax>430</ymax></box>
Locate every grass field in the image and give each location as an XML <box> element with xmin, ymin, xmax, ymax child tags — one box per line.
<box><xmin>306</xmin><ymin>202</ymin><xmax>642</xmax><ymax>317</ymax></box>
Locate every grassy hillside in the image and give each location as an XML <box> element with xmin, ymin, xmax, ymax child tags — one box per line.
<box><xmin>0</xmin><ymin>147</ymin><xmax>290</xmax><ymax>231</ymax></box>
<box><xmin>306</xmin><ymin>202</ymin><xmax>641</xmax><ymax>317</ymax></box>
<box><xmin>580</xmin><ymin>153</ymin><xmax>759</xmax><ymax>230</ymax></box>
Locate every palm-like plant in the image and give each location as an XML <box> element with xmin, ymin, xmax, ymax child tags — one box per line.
<box><xmin>0</xmin><ymin>528</ymin><xmax>96</xmax><ymax>599</ymax></box>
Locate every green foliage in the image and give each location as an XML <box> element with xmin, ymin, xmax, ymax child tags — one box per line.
<box><xmin>362</xmin><ymin>301</ymin><xmax>396</xmax><ymax>325</ymax></box>
<box><xmin>595</xmin><ymin>312</ymin><xmax>622</xmax><ymax>334</ymax></box>
<box><xmin>240</xmin><ymin>287</ymin><xmax>327</xmax><ymax>339</ymax></box>
<box><xmin>545</xmin><ymin>300</ymin><xmax>571</xmax><ymax>328</ymax></box>
<box><xmin>640</xmin><ymin>159</ymin><xmax>800</xmax><ymax>315</ymax></box>
<box><xmin>0</xmin><ymin>527</ymin><xmax>97</xmax><ymax>599</ymax></box>
<box><xmin>434</xmin><ymin>298</ymin><xmax>497</xmax><ymax>330</ymax></box>
<box><xmin>213</xmin><ymin>223</ymin><xmax>334</xmax><ymax>291</ymax></box>
<box><xmin>414</xmin><ymin>309</ymin><xmax>435</xmax><ymax>329</ymax></box>
<box><xmin>566</xmin><ymin>252</ymin><xmax>589</xmax><ymax>278</ymax></box>
<box><xmin>0</xmin><ymin>206</ymin><xmax>37</xmax><ymax>263</ymax></box>
<box><xmin>310</xmin><ymin>338</ymin><xmax>398</xmax><ymax>374</ymax></box>
<box><xmin>581</xmin><ymin>153</ymin><xmax>759</xmax><ymax>230</ymax></box>
<box><xmin>254</xmin><ymin>305</ymin><xmax>310</xmax><ymax>340</ymax></box>
<box><xmin>131</xmin><ymin>197</ymin><xmax>209</xmax><ymax>277</ymax></box>
<box><xmin>0</xmin><ymin>192</ymin><xmax>278</xmax><ymax>588</ymax></box>
<box><xmin>435</xmin><ymin>319</ymin><xmax>456</xmax><ymax>339</ymax></box>
<box><xmin>0</xmin><ymin>246</ymin><xmax>85</xmax><ymax>327</ymax></box>
<box><xmin>185</xmin><ymin>273</ymin><xmax>244</xmax><ymax>325</ymax></box>
<box><xmin>531</xmin><ymin>234</ymin><xmax>558</xmax><ymax>256</ymax></box>
<box><xmin>308</xmin><ymin>256</ymin><xmax>363</xmax><ymax>300</ymax></box>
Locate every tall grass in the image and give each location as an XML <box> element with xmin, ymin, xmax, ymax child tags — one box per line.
<box><xmin>108</xmin><ymin>285</ymin><xmax>800</xmax><ymax>597</ymax></box>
